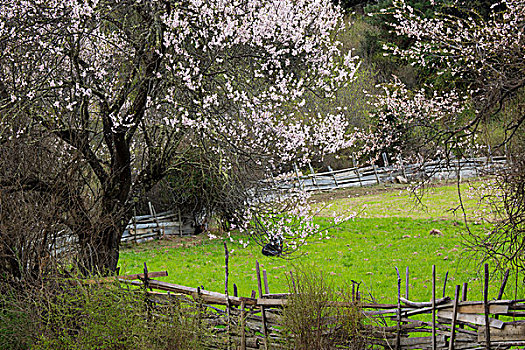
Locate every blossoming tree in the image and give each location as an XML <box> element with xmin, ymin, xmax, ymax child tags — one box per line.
<box><xmin>373</xmin><ymin>0</ymin><xmax>525</xmax><ymax>272</ymax></box>
<box><xmin>0</xmin><ymin>0</ymin><xmax>360</xmax><ymax>274</ymax></box>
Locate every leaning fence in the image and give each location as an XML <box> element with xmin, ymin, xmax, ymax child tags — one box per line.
<box><xmin>274</xmin><ymin>156</ymin><xmax>507</xmax><ymax>192</ymax></box>
<box><xmin>121</xmin><ymin>205</ymin><xmax>196</xmax><ymax>244</ymax></box>
<box><xmin>120</xmin><ymin>261</ymin><xmax>525</xmax><ymax>350</ymax></box>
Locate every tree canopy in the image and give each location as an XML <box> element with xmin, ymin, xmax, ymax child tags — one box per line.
<box><xmin>0</xmin><ymin>0</ymin><xmax>360</xmax><ymax>275</ymax></box>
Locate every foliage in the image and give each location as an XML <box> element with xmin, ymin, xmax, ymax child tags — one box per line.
<box><xmin>466</xmin><ymin>153</ymin><xmax>525</xmax><ymax>276</ymax></box>
<box><xmin>281</xmin><ymin>268</ymin><xmax>368</xmax><ymax>350</ymax></box>
<box><xmin>0</xmin><ymin>278</ymin><xmax>206</xmax><ymax>350</ymax></box>
<box><xmin>0</xmin><ymin>136</ymin><xmax>83</xmax><ymax>280</ymax></box>
<box><xmin>0</xmin><ymin>0</ymin><xmax>361</xmax><ymax>274</ymax></box>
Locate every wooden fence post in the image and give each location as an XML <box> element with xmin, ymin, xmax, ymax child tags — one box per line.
<box><xmin>448</xmin><ymin>285</ymin><xmax>461</xmax><ymax>350</ymax></box>
<box><xmin>224</xmin><ymin>242</ymin><xmax>231</xmax><ymax>350</ymax></box>
<box><xmin>443</xmin><ymin>271</ymin><xmax>449</xmax><ymax>298</ymax></box>
<box><xmin>256</xmin><ymin>261</ymin><xmax>269</xmax><ymax>350</ymax></box>
<box><xmin>308</xmin><ymin>163</ymin><xmax>319</xmax><ymax>189</ymax></box>
<box><xmin>495</xmin><ymin>269</ymin><xmax>510</xmax><ymax>321</ymax></box>
<box><xmin>352</xmin><ymin>155</ymin><xmax>363</xmax><ymax>187</ymax></box>
<box><xmin>132</xmin><ymin>207</ymin><xmax>138</xmax><ymax>244</ymax></box>
<box><xmin>148</xmin><ymin>202</ymin><xmax>161</xmax><ymax>239</ymax></box>
<box><xmin>240</xmin><ymin>300</ymin><xmax>247</xmax><ymax>350</ymax></box>
<box><xmin>327</xmin><ymin>165</ymin><xmax>339</xmax><ymax>188</ymax></box>
<box><xmin>382</xmin><ymin>152</ymin><xmax>389</xmax><ymax>167</ymax></box>
<box><xmin>484</xmin><ymin>264</ymin><xmax>491</xmax><ymax>350</ymax></box>
<box><xmin>263</xmin><ymin>270</ymin><xmax>269</xmax><ymax>295</ymax></box>
<box><xmin>178</xmin><ymin>207</ymin><xmax>183</xmax><ymax>237</ymax></box>
<box><xmin>370</xmin><ymin>158</ymin><xmax>380</xmax><ymax>184</ymax></box>
<box><xmin>497</xmin><ymin>269</ymin><xmax>510</xmax><ymax>300</ymax></box>
<box><xmin>395</xmin><ymin>267</ymin><xmax>401</xmax><ymax>350</ymax></box>
<box><xmin>405</xmin><ymin>266</ymin><xmax>409</xmax><ymax>300</ymax></box>
<box><xmin>460</xmin><ymin>282</ymin><xmax>468</xmax><ymax>329</ymax></box>
<box><xmin>293</xmin><ymin>163</ymin><xmax>303</xmax><ymax>190</ymax></box>
<box><xmin>432</xmin><ymin>265</ymin><xmax>436</xmax><ymax>350</ymax></box>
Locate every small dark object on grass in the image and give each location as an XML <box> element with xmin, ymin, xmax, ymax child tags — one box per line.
<box><xmin>429</xmin><ymin>228</ymin><xmax>443</xmax><ymax>236</ymax></box>
<box><xmin>262</xmin><ymin>239</ymin><xmax>282</xmax><ymax>257</ymax></box>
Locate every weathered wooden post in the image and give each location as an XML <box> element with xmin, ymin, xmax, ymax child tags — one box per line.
<box><xmin>395</xmin><ymin>267</ymin><xmax>401</xmax><ymax>350</ymax></box>
<box><xmin>448</xmin><ymin>285</ymin><xmax>461</xmax><ymax>350</ymax></box>
<box><xmin>256</xmin><ymin>261</ymin><xmax>269</xmax><ymax>350</ymax></box>
<box><xmin>432</xmin><ymin>265</ymin><xmax>436</xmax><ymax>350</ymax></box>
<box><xmin>327</xmin><ymin>165</ymin><xmax>339</xmax><ymax>188</ymax></box>
<box><xmin>224</xmin><ymin>242</ymin><xmax>231</xmax><ymax>350</ymax></box>
<box><xmin>352</xmin><ymin>155</ymin><xmax>363</xmax><ymax>187</ymax></box>
<box><xmin>484</xmin><ymin>264</ymin><xmax>491</xmax><ymax>350</ymax></box>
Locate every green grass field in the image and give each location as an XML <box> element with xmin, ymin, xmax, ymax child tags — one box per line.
<box><xmin>118</xmin><ymin>180</ymin><xmax>523</xmax><ymax>304</ymax></box>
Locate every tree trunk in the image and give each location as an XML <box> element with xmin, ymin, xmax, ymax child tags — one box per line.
<box><xmin>76</xmin><ymin>208</ymin><xmax>131</xmax><ymax>275</ymax></box>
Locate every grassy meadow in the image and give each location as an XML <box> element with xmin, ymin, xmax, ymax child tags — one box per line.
<box><xmin>118</xmin><ymin>180</ymin><xmax>523</xmax><ymax>304</ymax></box>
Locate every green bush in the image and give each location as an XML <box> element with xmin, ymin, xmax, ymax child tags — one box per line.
<box><xmin>281</xmin><ymin>268</ymin><xmax>368</xmax><ymax>350</ymax></box>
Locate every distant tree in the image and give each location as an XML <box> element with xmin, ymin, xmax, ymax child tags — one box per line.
<box><xmin>372</xmin><ymin>0</ymin><xmax>525</xmax><ymax>274</ymax></box>
<box><xmin>0</xmin><ymin>0</ymin><xmax>360</xmax><ymax>275</ymax></box>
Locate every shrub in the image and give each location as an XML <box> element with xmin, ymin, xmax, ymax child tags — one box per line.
<box><xmin>0</xmin><ymin>278</ymin><xmax>205</xmax><ymax>350</ymax></box>
<box><xmin>281</xmin><ymin>268</ymin><xmax>368</xmax><ymax>350</ymax></box>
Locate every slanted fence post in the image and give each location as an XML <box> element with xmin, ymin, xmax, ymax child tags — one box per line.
<box><xmin>148</xmin><ymin>202</ymin><xmax>161</xmax><ymax>239</ymax></box>
<box><xmin>395</xmin><ymin>267</ymin><xmax>401</xmax><ymax>350</ymax></box>
<box><xmin>382</xmin><ymin>152</ymin><xmax>389</xmax><ymax>167</ymax></box>
<box><xmin>352</xmin><ymin>155</ymin><xmax>363</xmax><ymax>187</ymax></box>
<box><xmin>448</xmin><ymin>285</ymin><xmax>461</xmax><ymax>350</ymax></box>
<box><xmin>293</xmin><ymin>163</ymin><xmax>303</xmax><ymax>190</ymax></box>
<box><xmin>132</xmin><ymin>207</ymin><xmax>138</xmax><ymax>244</ymax></box>
<box><xmin>178</xmin><ymin>207</ymin><xmax>183</xmax><ymax>237</ymax></box>
<box><xmin>327</xmin><ymin>165</ymin><xmax>339</xmax><ymax>188</ymax></box>
<box><xmin>308</xmin><ymin>162</ymin><xmax>319</xmax><ymax>189</ymax></box>
<box><xmin>371</xmin><ymin>160</ymin><xmax>380</xmax><ymax>185</ymax></box>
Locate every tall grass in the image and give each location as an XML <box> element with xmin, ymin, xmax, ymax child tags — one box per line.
<box><xmin>0</xmin><ymin>278</ymin><xmax>206</xmax><ymax>350</ymax></box>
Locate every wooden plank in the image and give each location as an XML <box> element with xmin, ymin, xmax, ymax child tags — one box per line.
<box><xmin>402</xmin><ymin>300</ymin><xmax>511</xmax><ymax>317</ymax></box>
<box><xmin>478</xmin><ymin>323</ymin><xmax>525</xmax><ymax>342</ymax></box>
<box><xmin>456</xmin><ymin>304</ymin><xmax>509</xmax><ymax>315</ymax></box>
<box><xmin>361</xmin><ymin>302</ymin><xmax>399</xmax><ymax>309</ymax></box>
<box><xmin>437</xmin><ymin>310</ymin><xmax>504</xmax><ymax>329</ymax></box>
<box><xmin>257</xmin><ymin>298</ymin><xmax>285</xmax><ymax>307</ymax></box>
<box><xmin>137</xmin><ymin>279</ymin><xmax>257</xmax><ymax>306</ymax></box>
<box><xmin>262</xmin><ymin>293</ymin><xmax>290</xmax><ymax>299</ymax></box>
<box><xmin>386</xmin><ymin>336</ymin><xmax>447</xmax><ymax>348</ymax></box>
<box><xmin>400</xmin><ymin>296</ymin><xmax>451</xmax><ymax>308</ymax></box>
<box><xmin>118</xmin><ymin>271</ymin><xmax>168</xmax><ymax>280</ymax></box>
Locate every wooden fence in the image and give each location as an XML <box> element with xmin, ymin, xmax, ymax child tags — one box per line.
<box><xmin>121</xmin><ymin>261</ymin><xmax>525</xmax><ymax>350</ymax></box>
<box><xmin>121</xmin><ymin>205</ymin><xmax>197</xmax><ymax>244</ymax></box>
<box><xmin>50</xmin><ymin>205</ymin><xmax>198</xmax><ymax>255</ymax></box>
<box><xmin>274</xmin><ymin>156</ymin><xmax>507</xmax><ymax>192</ymax></box>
